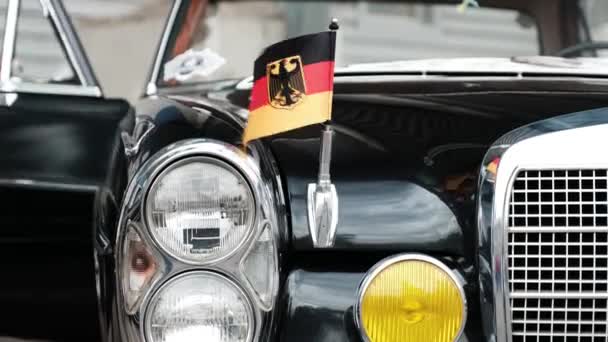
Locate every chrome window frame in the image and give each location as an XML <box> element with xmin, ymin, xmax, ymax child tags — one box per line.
<box><xmin>145</xmin><ymin>0</ymin><xmax>182</xmax><ymax>96</ymax></box>
<box><xmin>1</xmin><ymin>0</ymin><xmax>102</xmax><ymax>98</ymax></box>
<box><xmin>479</xmin><ymin>123</ymin><xmax>608</xmax><ymax>342</ymax></box>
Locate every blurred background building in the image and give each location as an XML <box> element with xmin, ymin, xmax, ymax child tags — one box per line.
<box><xmin>3</xmin><ymin>0</ymin><xmax>608</xmax><ymax>102</ymax></box>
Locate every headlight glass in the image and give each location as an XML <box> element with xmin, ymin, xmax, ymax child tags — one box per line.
<box><xmin>146</xmin><ymin>158</ymin><xmax>255</xmax><ymax>263</ymax></box>
<box><xmin>145</xmin><ymin>271</ymin><xmax>253</xmax><ymax>342</ymax></box>
<box><xmin>357</xmin><ymin>255</ymin><xmax>465</xmax><ymax>342</ymax></box>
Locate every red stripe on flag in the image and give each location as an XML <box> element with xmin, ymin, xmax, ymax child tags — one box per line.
<box><xmin>304</xmin><ymin>61</ymin><xmax>335</xmax><ymax>94</ymax></box>
<box><xmin>249</xmin><ymin>61</ymin><xmax>335</xmax><ymax>112</ymax></box>
<box><xmin>249</xmin><ymin>76</ymin><xmax>269</xmax><ymax>111</ymax></box>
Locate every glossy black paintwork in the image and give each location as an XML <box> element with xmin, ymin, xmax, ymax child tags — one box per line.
<box><xmin>126</xmin><ymin>97</ymin><xmax>243</xmax><ymax>173</ymax></box>
<box><xmin>102</xmin><ymin>88</ymin><xmax>490</xmax><ymax>341</ymax></box>
<box><xmin>494</xmin><ymin>106</ymin><xmax>608</xmax><ymax>145</ymax></box>
<box><xmin>98</xmin><ymin>76</ymin><xmax>608</xmax><ymax>342</ymax></box>
<box><xmin>130</xmin><ymin>93</ymin><xmax>483</xmax><ymax>257</ymax></box>
<box><xmin>280</xmin><ymin>269</ymin><xmax>365</xmax><ymax>342</ymax></box>
<box><xmin>98</xmin><ymin>97</ymin><xmax>251</xmax><ymax>342</ymax></box>
<box><xmin>0</xmin><ymin>93</ymin><xmax>131</xmax><ymax>341</ymax></box>
<box><xmin>270</xmin><ymin>133</ymin><xmax>471</xmax><ymax>255</ymax></box>
<box><xmin>267</xmin><ymin>113</ymin><xmax>487</xmax><ymax>340</ymax></box>
<box><xmin>0</xmin><ymin>93</ymin><xmax>131</xmax><ymax>185</ymax></box>
<box><xmin>280</xmin><ymin>266</ymin><xmax>483</xmax><ymax>342</ymax></box>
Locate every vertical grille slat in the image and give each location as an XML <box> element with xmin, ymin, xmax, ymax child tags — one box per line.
<box><xmin>508</xmin><ymin>169</ymin><xmax>608</xmax><ymax>342</ymax></box>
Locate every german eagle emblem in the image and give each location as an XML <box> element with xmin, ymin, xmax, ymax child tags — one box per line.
<box><xmin>267</xmin><ymin>56</ymin><xmax>306</xmax><ymax>109</ymax></box>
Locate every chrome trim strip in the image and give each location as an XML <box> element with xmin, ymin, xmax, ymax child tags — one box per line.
<box><xmin>0</xmin><ymin>178</ymin><xmax>98</xmax><ymax>192</ymax></box>
<box><xmin>508</xmin><ymin>226</ymin><xmax>608</xmax><ymax>233</ymax></box>
<box><xmin>1</xmin><ymin>80</ymin><xmax>102</xmax><ymax>97</ymax></box>
<box><xmin>487</xmin><ymin>123</ymin><xmax>608</xmax><ymax>342</ymax></box>
<box><xmin>43</xmin><ymin>0</ymin><xmax>100</xmax><ymax>89</ymax></box>
<box><xmin>121</xmin><ymin>119</ymin><xmax>156</xmax><ymax>158</ymax></box>
<box><xmin>510</xmin><ymin>292</ymin><xmax>608</xmax><ymax>299</ymax></box>
<box><xmin>1</xmin><ymin>0</ymin><xmax>19</xmax><ymax>84</ymax></box>
<box><xmin>0</xmin><ymin>93</ymin><xmax>18</xmax><ymax>106</ymax></box>
<box><xmin>145</xmin><ymin>0</ymin><xmax>182</xmax><ymax>96</ymax></box>
<box><xmin>354</xmin><ymin>253</ymin><xmax>467</xmax><ymax>342</ymax></box>
<box><xmin>0</xmin><ymin>0</ymin><xmax>103</xmax><ymax>97</ymax></box>
<box><xmin>142</xmin><ymin>270</ymin><xmax>256</xmax><ymax>342</ymax></box>
<box><xmin>492</xmin><ymin>162</ymin><xmax>515</xmax><ymax>342</ymax></box>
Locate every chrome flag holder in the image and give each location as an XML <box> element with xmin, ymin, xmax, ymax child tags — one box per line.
<box><xmin>307</xmin><ymin>124</ymin><xmax>339</xmax><ymax>248</ymax></box>
<box><xmin>307</xmin><ymin>18</ymin><xmax>340</xmax><ymax>248</ymax></box>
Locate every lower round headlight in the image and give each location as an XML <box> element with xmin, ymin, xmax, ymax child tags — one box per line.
<box><xmin>144</xmin><ymin>271</ymin><xmax>254</xmax><ymax>342</ymax></box>
<box><xmin>356</xmin><ymin>254</ymin><xmax>466</xmax><ymax>342</ymax></box>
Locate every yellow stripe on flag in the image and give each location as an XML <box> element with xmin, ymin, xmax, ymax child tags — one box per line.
<box><xmin>243</xmin><ymin>91</ymin><xmax>333</xmax><ymax>144</ymax></box>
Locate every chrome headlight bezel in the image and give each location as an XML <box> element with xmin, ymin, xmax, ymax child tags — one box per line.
<box><xmin>115</xmin><ymin>139</ymin><xmax>284</xmax><ymax>342</ymax></box>
<box><xmin>143</xmin><ymin>155</ymin><xmax>257</xmax><ymax>265</ymax></box>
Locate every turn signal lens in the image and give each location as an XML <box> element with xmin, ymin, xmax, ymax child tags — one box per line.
<box><xmin>240</xmin><ymin>224</ymin><xmax>277</xmax><ymax>310</ymax></box>
<box><xmin>122</xmin><ymin>226</ymin><xmax>159</xmax><ymax>314</ymax></box>
<box><xmin>357</xmin><ymin>254</ymin><xmax>466</xmax><ymax>342</ymax></box>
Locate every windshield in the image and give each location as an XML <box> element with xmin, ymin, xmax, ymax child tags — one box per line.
<box><xmin>156</xmin><ymin>0</ymin><xmax>604</xmax><ymax>88</ymax></box>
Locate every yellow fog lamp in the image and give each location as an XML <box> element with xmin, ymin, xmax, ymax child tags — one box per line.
<box><xmin>355</xmin><ymin>254</ymin><xmax>466</xmax><ymax>342</ymax></box>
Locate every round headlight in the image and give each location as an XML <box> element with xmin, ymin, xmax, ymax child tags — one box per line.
<box><xmin>144</xmin><ymin>271</ymin><xmax>254</xmax><ymax>342</ymax></box>
<box><xmin>146</xmin><ymin>157</ymin><xmax>255</xmax><ymax>263</ymax></box>
<box><xmin>356</xmin><ymin>254</ymin><xmax>466</xmax><ymax>342</ymax></box>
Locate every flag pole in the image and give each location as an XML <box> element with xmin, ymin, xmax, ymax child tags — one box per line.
<box><xmin>307</xmin><ymin>19</ymin><xmax>339</xmax><ymax>248</ymax></box>
<box><xmin>319</xmin><ymin>19</ymin><xmax>338</xmax><ymax>192</ymax></box>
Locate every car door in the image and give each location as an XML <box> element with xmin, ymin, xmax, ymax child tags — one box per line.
<box><xmin>0</xmin><ymin>1</ymin><xmax>132</xmax><ymax>341</ymax></box>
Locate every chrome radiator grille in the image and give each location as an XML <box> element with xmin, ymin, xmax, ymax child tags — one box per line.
<box><xmin>507</xmin><ymin>170</ymin><xmax>608</xmax><ymax>342</ymax></box>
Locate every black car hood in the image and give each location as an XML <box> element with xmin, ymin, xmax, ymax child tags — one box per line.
<box><xmin>267</xmin><ymin>125</ymin><xmax>468</xmax><ymax>255</ymax></box>
<box><xmin>158</xmin><ymin>93</ymin><xmax>477</xmax><ymax>257</ymax></box>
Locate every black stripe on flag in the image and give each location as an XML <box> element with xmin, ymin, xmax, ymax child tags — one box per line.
<box><xmin>253</xmin><ymin>31</ymin><xmax>336</xmax><ymax>81</ymax></box>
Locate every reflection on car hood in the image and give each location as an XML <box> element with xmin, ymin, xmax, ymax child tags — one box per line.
<box><xmin>337</xmin><ymin>57</ymin><xmax>608</xmax><ymax>76</ymax></box>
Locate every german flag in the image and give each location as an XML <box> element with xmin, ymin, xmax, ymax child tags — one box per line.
<box><xmin>243</xmin><ymin>31</ymin><xmax>336</xmax><ymax>144</ymax></box>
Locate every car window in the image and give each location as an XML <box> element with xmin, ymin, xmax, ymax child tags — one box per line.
<box><xmin>158</xmin><ymin>1</ymin><xmax>539</xmax><ymax>86</ymax></box>
<box><xmin>10</xmin><ymin>0</ymin><xmax>78</xmax><ymax>85</ymax></box>
<box><xmin>586</xmin><ymin>0</ymin><xmax>608</xmax><ymax>55</ymax></box>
